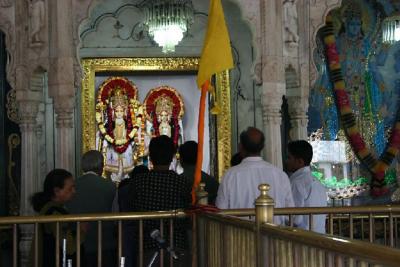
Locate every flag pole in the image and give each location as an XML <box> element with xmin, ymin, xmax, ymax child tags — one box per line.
<box><xmin>192</xmin><ymin>80</ymin><xmax>209</xmax><ymax>204</ymax></box>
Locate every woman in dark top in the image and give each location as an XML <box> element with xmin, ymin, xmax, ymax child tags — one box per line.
<box><xmin>30</xmin><ymin>169</ymin><xmax>85</xmax><ymax>267</ymax></box>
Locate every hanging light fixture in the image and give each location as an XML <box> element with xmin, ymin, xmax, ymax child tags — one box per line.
<box><xmin>382</xmin><ymin>15</ymin><xmax>400</xmax><ymax>44</ymax></box>
<box><xmin>144</xmin><ymin>0</ymin><xmax>194</xmax><ymax>54</ymax></box>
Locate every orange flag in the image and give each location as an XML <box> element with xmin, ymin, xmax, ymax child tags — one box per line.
<box><xmin>193</xmin><ymin>0</ymin><xmax>234</xmax><ymax>204</ymax></box>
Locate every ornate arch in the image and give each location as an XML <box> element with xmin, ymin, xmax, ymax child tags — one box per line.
<box><xmin>309</xmin><ymin>0</ymin><xmax>343</xmax><ymax>86</ymax></box>
<box><xmin>227</xmin><ymin>0</ymin><xmax>261</xmax><ymax>84</ymax></box>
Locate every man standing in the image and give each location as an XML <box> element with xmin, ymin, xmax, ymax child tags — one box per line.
<box><xmin>128</xmin><ymin>135</ymin><xmax>192</xmax><ymax>266</ymax></box>
<box><xmin>286</xmin><ymin>140</ymin><xmax>327</xmax><ymax>233</ymax></box>
<box><xmin>67</xmin><ymin>150</ymin><xmax>116</xmax><ymax>267</ymax></box>
<box><xmin>179</xmin><ymin>141</ymin><xmax>219</xmax><ymax>205</ymax></box>
<box><xmin>216</xmin><ymin>127</ymin><xmax>294</xmax><ymax>225</ymax></box>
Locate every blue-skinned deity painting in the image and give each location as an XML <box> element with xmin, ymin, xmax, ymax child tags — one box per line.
<box><xmin>309</xmin><ymin>0</ymin><xmax>400</xmax><ymax>160</ymax></box>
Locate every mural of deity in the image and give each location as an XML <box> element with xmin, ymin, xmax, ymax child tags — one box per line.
<box><xmin>95</xmin><ymin>77</ymin><xmax>144</xmax><ymax>182</ymax></box>
<box><xmin>310</xmin><ymin>0</ymin><xmax>390</xmax><ymax>155</ymax></box>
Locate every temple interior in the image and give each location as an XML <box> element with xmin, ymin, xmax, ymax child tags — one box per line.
<box><xmin>1</xmin><ymin>0</ymin><xmax>400</xmax><ymax>266</ymax></box>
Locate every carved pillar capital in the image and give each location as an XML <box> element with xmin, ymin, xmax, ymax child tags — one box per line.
<box><xmin>287</xmin><ymin>96</ymin><xmax>309</xmax><ymax>140</ymax></box>
<box><xmin>54</xmin><ymin>97</ymin><xmax>74</xmax><ymax>128</ymax></box>
<box><xmin>261</xmin><ymin>82</ymin><xmax>285</xmax><ymax>113</ymax></box>
<box><xmin>16</xmin><ymin>91</ymin><xmax>41</xmax><ymax>132</ymax></box>
<box><xmin>287</xmin><ymin>96</ymin><xmax>308</xmax><ymax>117</ymax></box>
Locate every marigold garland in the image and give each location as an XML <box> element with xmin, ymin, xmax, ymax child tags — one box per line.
<box><xmin>323</xmin><ymin>15</ymin><xmax>400</xmax><ymax>197</ymax></box>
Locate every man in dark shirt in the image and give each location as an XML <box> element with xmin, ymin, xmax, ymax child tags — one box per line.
<box><xmin>67</xmin><ymin>150</ymin><xmax>116</xmax><ymax>267</ymax></box>
<box><xmin>179</xmin><ymin>141</ymin><xmax>219</xmax><ymax>205</ymax></box>
<box><xmin>128</xmin><ymin>135</ymin><xmax>192</xmax><ymax>266</ymax></box>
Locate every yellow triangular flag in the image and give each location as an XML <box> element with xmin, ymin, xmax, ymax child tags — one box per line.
<box><xmin>196</xmin><ymin>0</ymin><xmax>234</xmax><ymax>89</ymax></box>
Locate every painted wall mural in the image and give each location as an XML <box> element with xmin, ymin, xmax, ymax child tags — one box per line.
<box><xmin>309</xmin><ymin>0</ymin><xmax>400</xmax><ymax>197</ymax></box>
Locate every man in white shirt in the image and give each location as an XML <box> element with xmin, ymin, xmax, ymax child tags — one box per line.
<box><xmin>216</xmin><ymin>127</ymin><xmax>294</xmax><ymax>225</ymax></box>
<box><xmin>286</xmin><ymin>140</ymin><xmax>327</xmax><ymax>233</ymax></box>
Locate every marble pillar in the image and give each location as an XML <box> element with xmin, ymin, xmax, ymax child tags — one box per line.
<box><xmin>54</xmin><ymin>97</ymin><xmax>75</xmax><ymax>173</ymax></box>
<box><xmin>48</xmin><ymin>0</ymin><xmax>76</xmax><ymax>173</ymax></box>
<box><xmin>259</xmin><ymin>0</ymin><xmax>285</xmax><ymax>168</ymax></box>
<box><xmin>261</xmin><ymin>82</ymin><xmax>285</xmax><ymax>168</ymax></box>
<box><xmin>17</xmin><ymin>94</ymin><xmax>40</xmax><ymax>267</ymax></box>
<box><xmin>287</xmin><ymin>96</ymin><xmax>308</xmax><ymax>140</ymax></box>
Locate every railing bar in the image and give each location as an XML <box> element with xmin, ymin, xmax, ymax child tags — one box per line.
<box><xmin>289</xmin><ymin>214</ymin><xmax>293</xmax><ymax>227</ymax></box>
<box><xmin>118</xmin><ymin>220</ymin><xmax>122</xmax><ymax>266</ymax></box>
<box><xmin>326</xmin><ymin>251</ymin><xmax>334</xmax><ymax>267</ymax></box>
<box><xmin>301</xmin><ymin>244</ymin><xmax>307</xmax><ymax>266</ymax></box>
<box><xmin>389</xmin><ymin>212</ymin><xmax>394</xmax><ymax>247</ymax></box>
<box><xmin>160</xmin><ymin>219</ymin><xmax>164</xmax><ymax>267</ymax></box>
<box><xmin>169</xmin><ymin>218</ymin><xmax>174</xmax><ymax>267</ymax></box>
<box><xmin>383</xmin><ymin>217</ymin><xmax>387</xmax><ymax>246</ymax></box>
<box><xmin>348</xmin><ymin>257</ymin><xmax>355</xmax><ymax>267</ymax></box>
<box><xmin>338</xmin><ymin>217</ymin><xmax>342</xmax><ymax>236</ymax></box>
<box><xmin>98</xmin><ymin>220</ymin><xmax>102</xmax><ymax>267</ymax></box>
<box><xmin>309</xmin><ymin>214</ymin><xmax>313</xmax><ymax>231</ymax></box>
<box><xmin>268</xmin><ymin>237</ymin><xmax>274</xmax><ymax>267</ymax></box>
<box><xmin>395</xmin><ymin>217</ymin><xmax>398</xmax><ymax>247</ymax></box>
<box><xmin>309</xmin><ymin>246</ymin><xmax>317</xmax><ymax>266</ymax></box>
<box><xmin>329</xmin><ymin>214</ymin><xmax>334</xmax><ymax>235</ymax></box>
<box><xmin>335</xmin><ymin>254</ymin><xmax>344</xmax><ymax>267</ymax></box>
<box><xmin>369</xmin><ymin>213</ymin><xmax>374</xmax><ymax>243</ymax></box>
<box><xmin>139</xmin><ymin>220</ymin><xmax>143</xmax><ymax>267</ymax></box>
<box><xmin>76</xmin><ymin>221</ymin><xmax>81</xmax><ymax>267</ymax></box>
<box><xmin>287</xmin><ymin>240</ymin><xmax>293</xmax><ymax>267</ymax></box>
<box><xmin>361</xmin><ymin>218</ymin><xmax>365</xmax><ymax>240</ymax></box>
<box><xmin>34</xmin><ymin>223</ymin><xmax>38</xmax><ymax>267</ymax></box>
<box><xmin>275</xmin><ymin>239</ymin><xmax>281</xmax><ymax>266</ymax></box>
<box><xmin>13</xmin><ymin>224</ymin><xmax>17</xmax><ymax>267</ymax></box>
<box><xmin>349</xmin><ymin>214</ymin><xmax>354</xmax><ymax>239</ymax></box>
<box><xmin>56</xmin><ymin>222</ymin><xmax>60</xmax><ymax>267</ymax></box>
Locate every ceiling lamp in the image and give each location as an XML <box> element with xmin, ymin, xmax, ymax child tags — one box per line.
<box><xmin>382</xmin><ymin>15</ymin><xmax>400</xmax><ymax>44</ymax></box>
<box><xmin>144</xmin><ymin>0</ymin><xmax>194</xmax><ymax>54</ymax></box>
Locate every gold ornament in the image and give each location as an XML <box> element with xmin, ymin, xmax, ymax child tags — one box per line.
<box><xmin>155</xmin><ymin>96</ymin><xmax>174</xmax><ymax>116</ymax></box>
<box><xmin>111</xmin><ymin>87</ymin><xmax>128</xmax><ymax>108</ymax></box>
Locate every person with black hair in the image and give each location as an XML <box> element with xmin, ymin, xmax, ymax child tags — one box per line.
<box><xmin>179</xmin><ymin>141</ymin><xmax>219</xmax><ymax>205</ymax></box>
<box><xmin>67</xmin><ymin>150</ymin><xmax>116</xmax><ymax>267</ymax></box>
<box><xmin>286</xmin><ymin>140</ymin><xmax>327</xmax><ymax>233</ymax></box>
<box><xmin>30</xmin><ymin>169</ymin><xmax>85</xmax><ymax>267</ymax></box>
<box><xmin>230</xmin><ymin>152</ymin><xmax>243</xmax><ymax>166</ymax></box>
<box><xmin>216</xmin><ymin>127</ymin><xmax>294</xmax><ymax>225</ymax></box>
<box><xmin>128</xmin><ymin>135</ymin><xmax>192</xmax><ymax>266</ymax></box>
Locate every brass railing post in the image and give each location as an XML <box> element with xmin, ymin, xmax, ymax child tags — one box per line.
<box><xmin>196</xmin><ymin>182</ymin><xmax>208</xmax><ymax>205</ymax></box>
<box><xmin>193</xmin><ymin>183</ymin><xmax>207</xmax><ymax>267</ymax></box>
<box><xmin>255</xmin><ymin>184</ymin><xmax>275</xmax><ymax>267</ymax></box>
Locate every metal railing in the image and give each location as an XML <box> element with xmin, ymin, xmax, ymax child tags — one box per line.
<box><xmin>197</xmin><ymin>184</ymin><xmax>400</xmax><ymax>267</ymax></box>
<box><xmin>220</xmin><ymin>205</ymin><xmax>400</xmax><ymax>247</ymax></box>
<box><xmin>1</xmin><ymin>184</ymin><xmax>400</xmax><ymax>266</ymax></box>
<box><xmin>0</xmin><ymin>210</ymin><xmax>187</xmax><ymax>267</ymax></box>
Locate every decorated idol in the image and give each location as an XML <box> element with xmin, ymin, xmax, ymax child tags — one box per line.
<box><xmin>143</xmin><ymin>86</ymin><xmax>184</xmax><ymax>169</ymax></box>
<box><xmin>95</xmin><ymin>77</ymin><xmax>145</xmax><ymax>182</ymax></box>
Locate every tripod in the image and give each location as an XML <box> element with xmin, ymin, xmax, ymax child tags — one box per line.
<box><xmin>147</xmin><ymin>246</ymin><xmax>179</xmax><ymax>267</ymax></box>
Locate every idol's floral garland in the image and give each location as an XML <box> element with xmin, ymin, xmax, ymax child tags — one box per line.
<box><xmin>323</xmin><ymin>15</ymin><xmax>400</xmax><ymax>196</ymax></box>
<box><xmin>96</xmin><ymin>77</ymin><xmax>142</xmax><ymax>154</ymax></box>
<box><xmin>144</xmin><ymin>87</ymin><xmax>184</xmax><ymax>147</ymax></box>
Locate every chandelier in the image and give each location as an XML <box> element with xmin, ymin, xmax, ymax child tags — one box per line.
<box><xmin>144</xmin><ymin>0</ymin><xmax>194</xmax><ymax>54</ymax></box>
<box><xmin>382</xmin><ymin>15</ymin><xmax>400</xmax><ymax>44</ymax></box>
